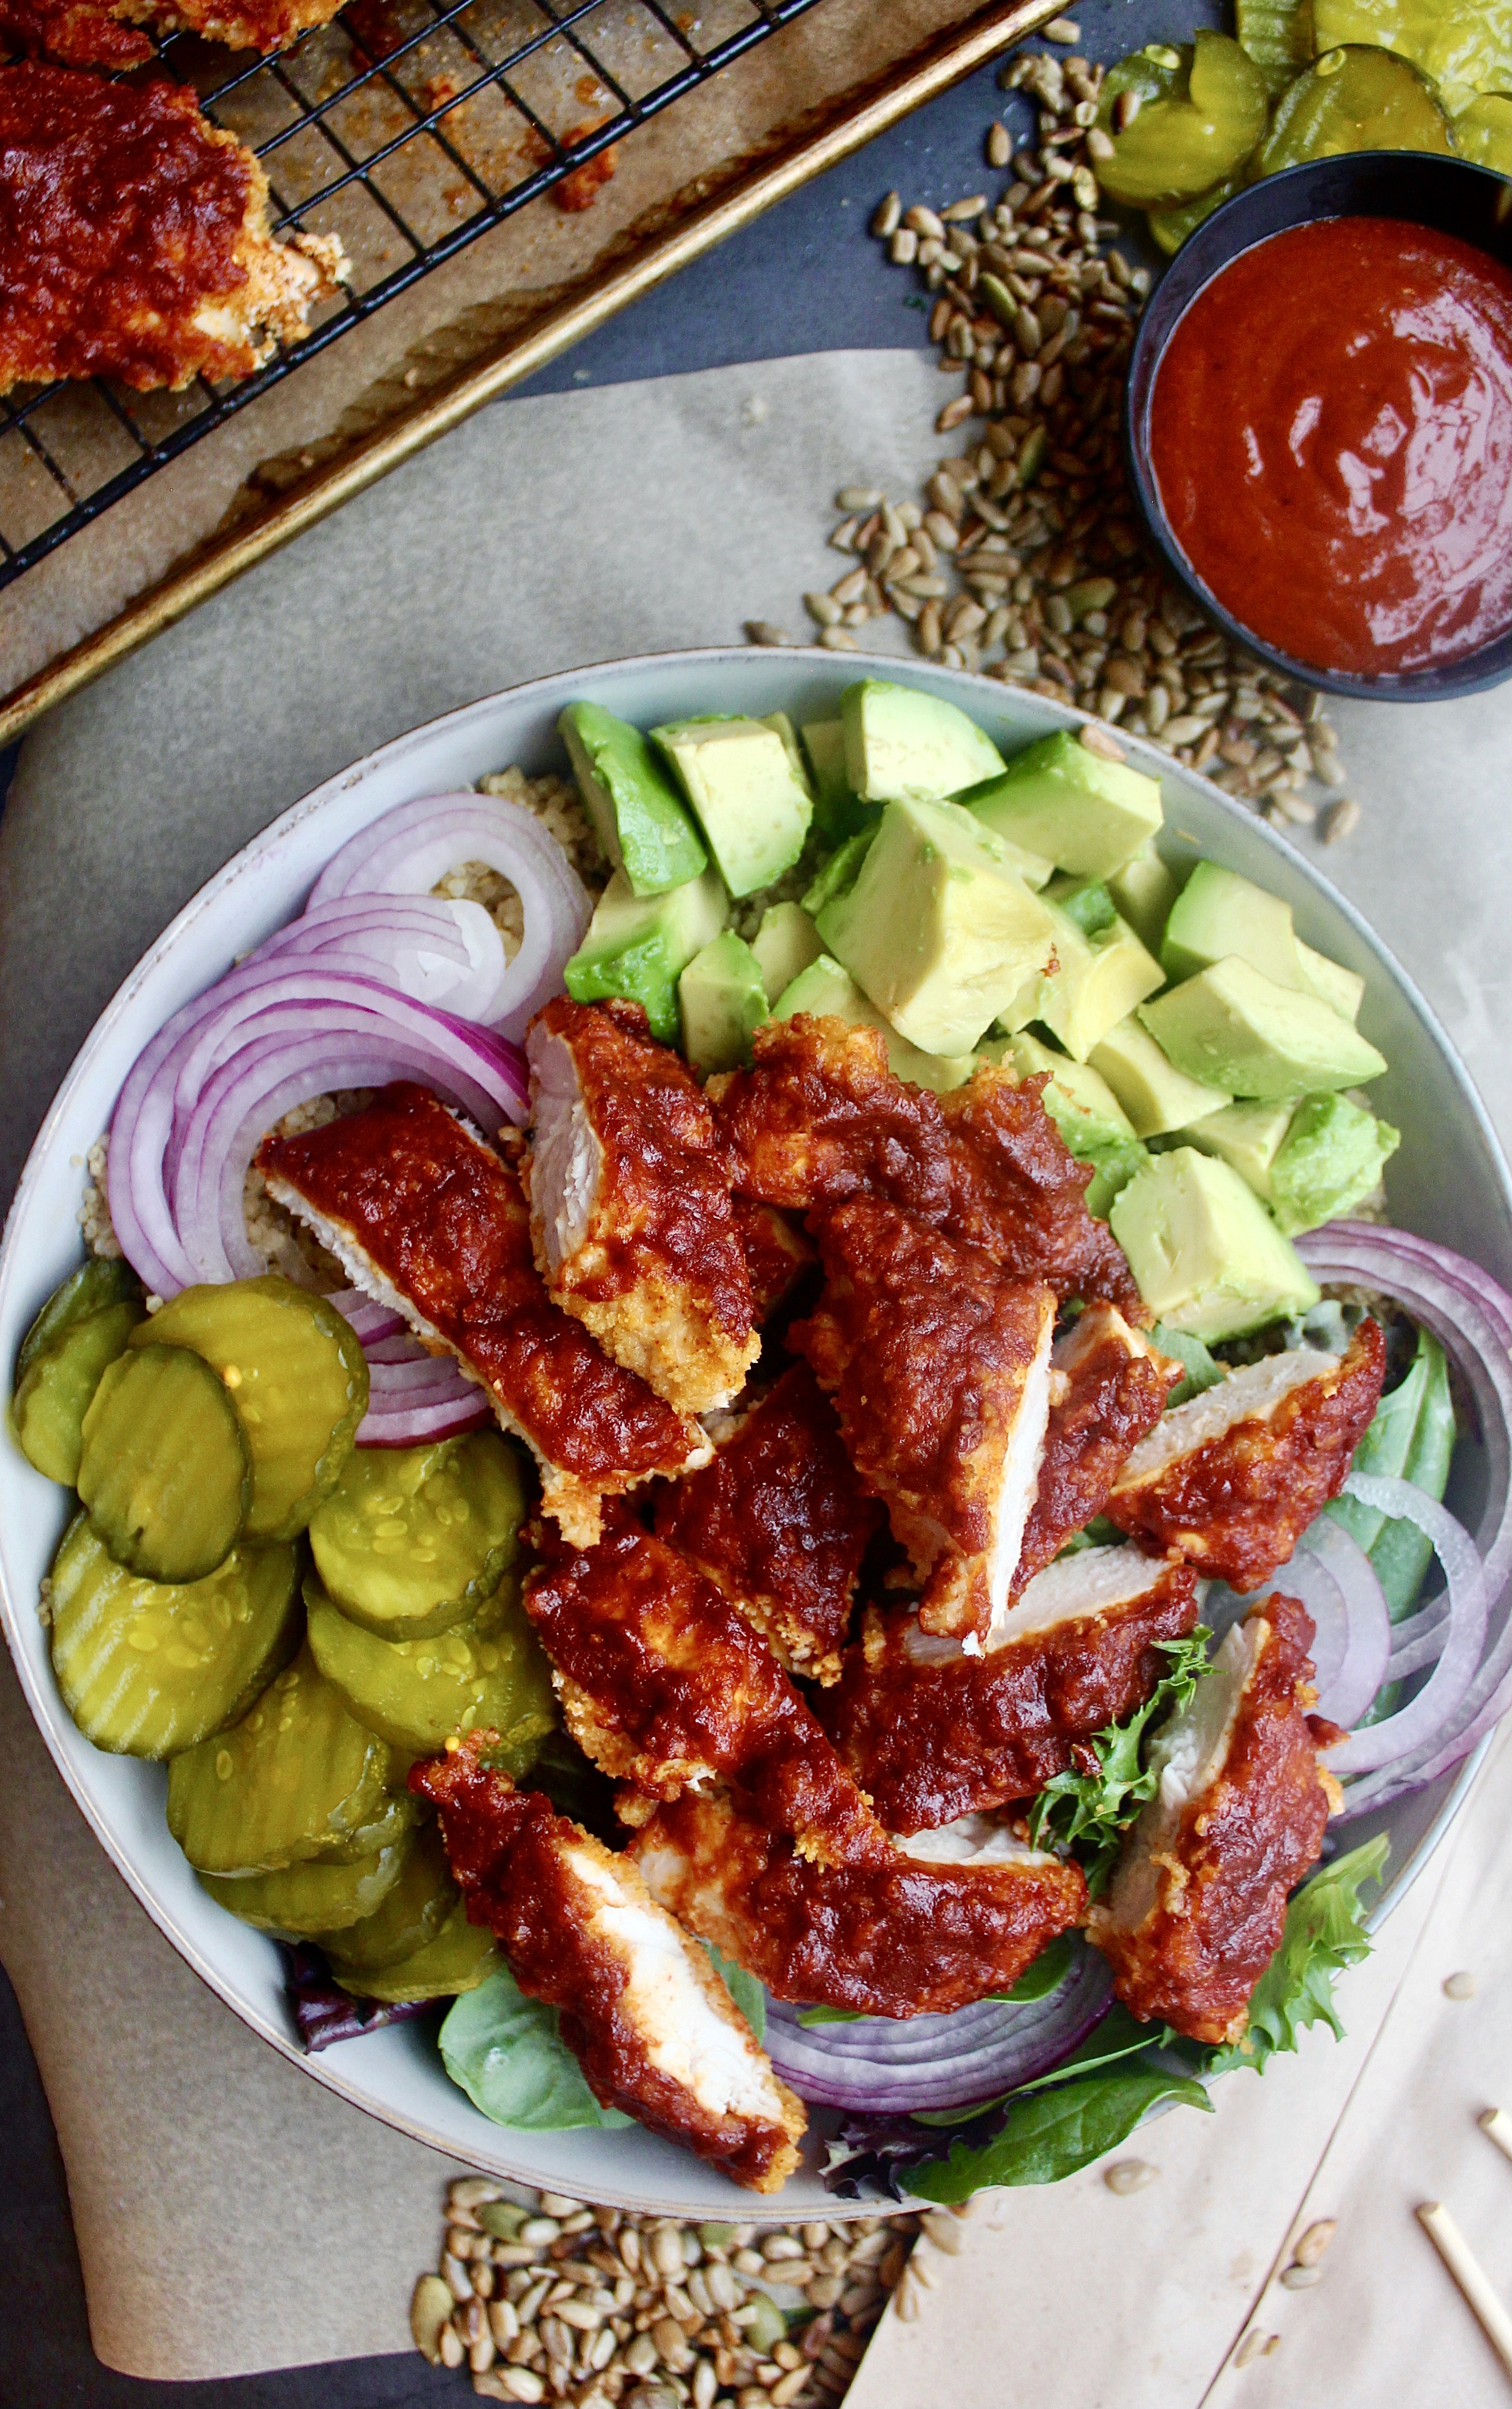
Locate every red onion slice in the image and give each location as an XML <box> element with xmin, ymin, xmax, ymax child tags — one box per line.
<box><xmin>253</xmin><ymin>896</ymin><xmax>508</xmax><ymax>1024</ymax></box>
<box><xmin>356</xmin><ymin>1388</ymin><xmax>492</xmax><ymax>1446</ymax></box>
<box><xmin>1325</xmin><ymin>1475</ymin><xmax>1487</xmax><ymax>1786</ymax></box>
<box><xmin>1288</xmin><ymin>1515</ymin><xmax>1391</xmax><ymax>1732</ymax></box>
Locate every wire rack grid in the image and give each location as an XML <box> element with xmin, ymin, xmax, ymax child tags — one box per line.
<box><xmin>0</xmin><ymin>0</ymin><xmax>827</xmax><ymax>591</ymax></box>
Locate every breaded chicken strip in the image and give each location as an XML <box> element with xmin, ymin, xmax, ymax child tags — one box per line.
<box><xmin>1013</xmin><ymin>1305</ymin><xmax>1178</xmax><ymax>1595</ymax></box>
<box><xmin>525</xmin><ymin>999</ymin><xmax>758</xmax><ymax>1417</ymax></box>
<box><xmin>731</xmin><ymin>1198</ymin><xmax>815</xmax><ymax>1323</ymax></box>
<box><xmin>0</xmin><ymin>68</ymin><xmax>346</xmax><ymax>396</ymax></box>
<box><xmin>710</xmin><ymin>1017</ymin><xmax>1142</xmax><ymax>1315</ymax></box>
<box><xmin>823</xmin><ymin>1550</ymin><xmax>1200</xmax><ymax>1834</ymax></box>
<box><xmin>791</xmin><ymin>1198</ymin><xmax>1056</xmax><ymax>1644</ymax></box>
<box><xmin>1090</xmin><ymin>1595</ymin><xmax>1336</xmax><ymax>2044</ymax></box>
<box><xmin>0</xmin><ymin>0</ymin><xmax>341</xmax><ymax>62</ymax></box>
<box><xmin>414</xmin><ymin>1738</ymin><xmax>804</xmax><ymax>2192</ymax></box>
<box><xmin>523</xmin><ymin>1506</ymin><xmax>876</xmax><ymax>1864</ymax></box>
<box><xmin>1106</xmin><ymin>1322</ymin><xmax>1385</xmax><ymax>1592</ymax></box>
<box><xmin>653</xmin><ymin>1364</ymin><xmax>883</xmax><ymax>1685</ymax></box>
<box><xmin>633</xmin><ymin>1792</ymin><xmax>1087</xmax><ymax>2018</ymax></box>
<box><xmin>257</xmin><ymin>1084</ymin><xmax>707</xmax><ymax>1548</ymax></box>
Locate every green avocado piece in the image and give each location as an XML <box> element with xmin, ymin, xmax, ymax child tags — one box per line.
<box><xmin>1296</xmin><ymin>940</ymin><xmax>1365</xmax><ymax>1026</ymax></box>
<box><xmin>989</xmin><ymin>1033</ymin><xmax>1150</xmax><ymax>1219</ymax></box>
<box><xmin>802</xmin><ymin>828</ymin><xmax>878</xmax><ymax>918</ymax></box>
<box><xmin>772</xmin><ymin>955</ymin><xmax>978</xmax><ymax>1094</ymax></box>
<box><xmin>1036</xmin><ymin>877</ymin><xmax>1166</xmax><ymax>1063</ymax></box>
<box><xmin>1110</xmin><ymin>1147</ymin><xmax>1321</xmax><ymax>1340</ymax></box>
<box><xmin>1270</xmin><ymin>1094</ymin><xmax>1401</xmax><ymax>1236</ymax></box>
<box><xmin>557</xmin><ymin>703</ymin><xmax>707</xmax><ymax>897</ymax></box>
<box><xmin>651</xmin><ymin>717</ymin><xmax>813</xmax><ymax>897</ymax></box>
<box><xmin>750</xmin><ymin>901</ymin><xmax>821</xmax><ymax>1003</ymax></box>
<box><xmin>815</xmin><ymin>795</ymin><xmax>1061</xmax><ymax>1057</ymax></box>
<box><xmin>1139</xmin><ymin>959</ymin><xmax>1388</xmax><ymax>1100</ymax></box>
<box><xmin>679</xmin><ymin>932</ymin><xmax>769</xmax><ymax>1074</ymax></box>
<box><xmin>961</xmin><ymin>728</ymin><xmax>1163</xmax><ymax>878</ymax></box>
<box><xmin>800</xmin><ymin>717</ymin><xmax>875</xmax><ymax>843</ymax></box>
<box><xmin>1088</xmin><ymin>1014</ymin><xmax>1232</xmax><ymax>1138</ymax></box>
<box><xmin>1161</xmin><ymin>860</ymin><xmax>1305</xmax><ymax>989</ymax></box>
<box><xmin>840</xmin><ymin>678</ymin><xmax>1007</xmax><ymax>804</ymax></box>
<box><xmin>1107</xmin><ymin>842</ymin><xmax>1181</xmax><ymax>954</ymax></box>
<box><xmin>564</xmin><ymin>865</ymin><xmax>728</xmax><ymax>1044</ymax></box>
<box><xmin>1183</xmin><ymin>1097</ymin><xmax>1295</xmax><ymax>1200</ymax></box>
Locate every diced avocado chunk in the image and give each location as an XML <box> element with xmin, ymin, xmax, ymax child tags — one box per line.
<box><xmin>1036</xmin><ymin>876</ymin><xmax>1166</xmax><ymax>1063</ymax></box>
<box><xmin>840</xmin><ymin>678</ymin><xmax>1006</xmax><ymax>804</ymax></box>
<box><xmin>1107</xmin><ymin>842</ymin><xmax>1180</xmax><ymax>954</ymax></box>
<box><xmin>1270</xmin><ymin>1094</ymin><xmax>1400</xmax><ymax>1237</ymax></box>
<box><xmin>1110</xmin><ymin>1147</ymin><xmax>1321</xmax><ymax>1340</ymax></box>
<box><xmin>1184</xmin><ymin>1098</ymin><xmax>1295</xmax><ymax>1200</ymax></box>
<box><xmin>1139</xmin><ymin>958</ymin><xmax>1387</xmax><ymax>1100</ymax></box>
<box><xmin>1160</xmin><ymin>860</ymin><xmax>1304</xmax><ymax>989</ymax></box>
<box><xmin>772</xmin><ymin>955</ymin><xmax>977</xmax><ymax>1093</ymax></box>
<box><xmin>750</xmin><ymin>901</ymin><xmax>821</xmax><ymax>1003</ymax></box>
<box><xmin>960</xmin><ymin>728</ymin><xmax>1163</xmax><ymax>878</ymax></box>
<box><xmin>652</xmin><ymin>716</ymin><xmax>813</xmax><ymax>897</ymax></box>
<box><xmin>987</xmin><ymin>1032</ymin><xmax>1150</xmax><ymax>1219</ymax></box>
<box><xmin>564</xmin><ymin>865</ymin><xmax>727</xmax><ymax>1044</ymax></box>
<box><xmin>815</xmin><ymin>795</ymin><xmax>1060</xmax><ymax>1056</ymax></box>
<box><xmin>1088</xmin><ymin>1015</ymin><xmax>1232</xmax><ymax>1138</ymax></box>
<box><xmin>1296</xmin><ymin>939</ymin><xmax>1365</xmax><ymax>1025</ymax></box>
<box><xmin>557</xmin><ymin>702</ymin><xmax>707</xmax><ymax>897</ymax></box>
<box><xmin>800</xmin><ymin>718</ymin><xmax>875</xmax><ymax>844</ymax></box>
<box><xmin>802</xmin><ymin>828</ymin><xmax>877</xmax><ymax>918</ymax></box>
<box><xmin>679</xmin><ymin>932</ymin><xmax>769</xmax><ymax>1074</ymax></box>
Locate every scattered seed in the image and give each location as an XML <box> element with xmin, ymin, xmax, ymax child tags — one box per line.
<box><xmin>410</xmin><ymin>2274</ymin><xmax>454</xmax><ymax>2363</ymax></box>
<box><xmin>1323</xmin><ymin>795</ymin><xmax>1361</xmax><ymax>843</ymax></box>
<box><xmin>818</xmin><ymin>625</ymin><xmax>859</xmax><ymax>651</ymax></box>
<box><xmin>1044</xmin><ymin>15</ymin><xmax>1080</xmax><ymax>39</ymax></box>
<box><xmin>1293</xmin><ymin>2220</ymin><xmax>1338</xmax><ymax>2268</ymax></box>
<box><xmin>987</xmin><ymin>122</ymin><xmax>1011</xmax><ymax>167</ymax></box>
<box><xmin>889</xmin><ymin>227</ymin><xmax>918</xmax><ymax>264</ymax></box>
<box><xmin>871</xmin><ymin>191</ymin><xmax>901</xmax><ymax>239</ymax></box>
<box><xmin>1104</xmin><ymin>2159</ymin><xmax>1156</xmax><ymax>2195</ymax></box>
<box><xmin>903</xmin><ymin>204</ymin><xmax>945</xmax><ymax>239</ymax></box>
<box><xmin>744</xmin><ymin>620</ymin><xmax>790</xmax><ymax>647</ymax></box>
<box><xmin>1234</xmin><ymin>2329</ymin><xmax>1271</xmax><ymax>2369</ymax></box>
<box><xmin>804</xmin><ymin>591</ymin><xmax>842</xmax><ymax>627</ymax></box>
<box><xmin>1444</xmin><ymin>1969</ymin><xmax>1477</xmax><ymax>2000</ymax></box>
<box><xmin>1280</xmin><ymin>2263</ymin><xmax>1322</xmax><ymax>2290</ymax></box>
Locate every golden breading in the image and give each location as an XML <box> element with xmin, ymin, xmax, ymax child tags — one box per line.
<box><xmin>524</xmin><ymin>998</ymin><xmax>758</xmax><ymax>1417</ymax></box>
<box><xmin>1106</xmin><ymin>1321</ymin><xmax>1386</xmax><ymax>1591</ymax></box>
<box><xmin>0</xmin><ymin>66</ymin><xmax>346</xmax><ymax>397</ymax></box>
<box><xmin>1090</xmin><ymin>1595</ymin><xmax>1336</xmax><ymax>2045</ymax></box>
<box><xmin>1</xmin><ymin>0</ymin><xmax>342</xmax><ymax>63</ymax></box>
<box><xmin>791</xmin><ymin>1197</ymin><xmax>1056</xmax><ymax>1644</ymax></box>
<box><xmin>414</xmin><ymin>1738</ymin><xmax>805</xmax><ymax>2193</ymax></box>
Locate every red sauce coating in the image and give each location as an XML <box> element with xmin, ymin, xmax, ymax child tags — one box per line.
<box><xmin>0</xmin><ymin>0</ymin><xmax>151</xmax><ymax>64</ymax></box>
<box><xmin>1150</xmin><ymin>217</ymin><xmax>1512</xmax><ymax>677</ymax></box>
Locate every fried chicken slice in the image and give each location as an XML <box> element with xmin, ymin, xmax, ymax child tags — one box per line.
<box><xmin>413</xmin><ymin>1738</ymin><xmax>804</xmax><ymax>2192</ymax></box>
<box><xmin>791</xmin><ymin>1198</ymin><xmax>1056</xmax><ymax>1644</ymax></box>
<box><xmin>1105</xmin><ymin>1321</ymin><xmax>1386</xmax><ymax>1592</ymax></box>
<box><xmin>731</xmin><ymin>1198</ymin><xmax>815</xmax><ymax>1323</ymax></box>
<box><xmin>257</xmin><ymin>1084</ymin><xmax>707</xmax><ymax>1548</ymax></box>
<box><xmin>710</xmin><ymin>1016</ymin><xmax>1142</xmax><ymax>1314</ymax></box>
<box><xmin>822</xmin><ymin>1549</ymin><xmax>1200</xmax><ymax>1833</ymax></box>
<box><xmin>524</xmin><ymin>998</ymin><xmax>758</xmax><ymax>1417</ymax></box>
<box><xmin>632</xmin><ymin>1792</ymin><xmax>1087</xmax><ymax>2018</ymax></box>
<box><xmin>0</xmin><ymin>0</ymin><xmax>341</xmax><ymax>61</ymax></box>
<box><xmin>1089</xmin><ymin>1595</ymin><xmax>1337</xmax><ymax>2045</ymax></box>
<box><xmin>653</xmin><ymin>1364</ymin><xmax>883</xmax><ymax>1685</ymax></box>
<box><xmin>0</xmin><ymin>67</ymin><xmax>346</xmax><ymax>396</ymax></box>
<box><xmin>523</xmin><ymin>1505</ymin><xmax>876</xmax><ymax>1865</ymax></box>
<box><xmin>1013</xmin><ymin>1306</ymin><xmax>1179</xmax><ymax>1594</ymax></box>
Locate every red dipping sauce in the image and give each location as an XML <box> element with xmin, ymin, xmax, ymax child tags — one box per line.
<box><xmin>1149</xmin><ymin>216</ymin><xmax>1512</xmax><ymax>677</ymax></box>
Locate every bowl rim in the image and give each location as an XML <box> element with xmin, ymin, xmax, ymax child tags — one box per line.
<box><xmin>1123</xmin><ymin>151</ymin><xmax>1512</xmax><ymax>703</ymax></box>
<box><xmin>3</xmin><ymin>642</ymin><xmax>1508</xmax><ymax>2205</ymax></box>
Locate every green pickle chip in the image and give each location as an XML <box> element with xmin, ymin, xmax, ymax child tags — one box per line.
<box><xmin>1455</xmin><ymin>93</ymin><xmax>1512</xmax><ymax>171</ymax></box>
<box><xmin>1096</xmin><ymin>33</ymin><xmax>1270</xmax><ymax>206</ymax></box>
<box><xmin>167</xmin><ymin>1641</ymin><xmax>392</xmax><ymax>1874</ymax></box>
<box><xmin>1257</xmin><ymin>45</ymin><xmax>1454</xmax><ymax>172</ymax></box>
<box><xmin>305</xmin><ymin>1569</ymin><xmax>556</xmax><ymax>1766</ymax></box>
<box><xmin>309</xmin><ymin>1431</ymin><xmax>528</xmax><ymax>1640</ymax></box>
<box><xmin>16</xmin><ymin>1256</ymin><xmax>142</xmax><ymax>1388</ymax></box>
<box><xmin>79</xmin><ymin>1343</ymin><xmax>251</xmax><ymax>1584</ymax></box>
<box><xmin>199</xmin><ymin>1839</ymin><xmax>412</xmax><ymax>1935</ymax></box>
<box><xmin>320</xmin><ymin>1821</ymin><xmax>459</xmax><ymax>1975</ymax></box>
<box><xmin>12</xmin><ymin>1299</ymin><xmax>145</xmax><ymax>1485</ymax></box>
<box><xmin>340</xmin><ymin>1902</ymin><xmax>499</xmax><ymax>2005</ymax></box>
<box><xmin>1311</xmin><ymin>0</ymin><xmax>1511</xmax><ymax>116</ymax></box>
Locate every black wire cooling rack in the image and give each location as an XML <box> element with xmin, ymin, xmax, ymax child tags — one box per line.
<box><xmin>0</xmin><ymin>0</ymin><xmax>826</xmax><ymax>590</ymax></box>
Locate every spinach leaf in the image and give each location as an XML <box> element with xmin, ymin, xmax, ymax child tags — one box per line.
<box><xmin>1152</xmin><ymin>1322</ymin><xmax>1225</xmax><ymax>1406</ymax></box>
<box><xmin>440</xmin><ymin>1968</ymin><xmax>633</xmax><ymax>2131</ymax></box>
<box><xmin>993</xmin><ymin>1931</ymin><xmax>1076</xmax><ymax>2004</ymax></box>
<box><xmin>798</xmin><ymin>2004</ymin><xmax>864</xmax><ymax>2027</ymax></box>
<box><xmin>908</xmin><ymin>2063</ymin><xmax>1213</xmax><ymax>2201</ymax></box>
<box><xmin>909</xmin><ymin>2004</ymin><xmax>1162</xmax><ymax>2126</ymax></box>
<box><xmin>1198</xmin><ymin>1835</ymin><xmax>1389</xmax><ymax>2077</ymax></box>
<box><xmin>1027</xmin><ymin>1627</ymin><xmax>1213</xmax><ymax>1890</ymax></box>
<box><xmin>707</xmin><ymin>1941</ymin><xmax>766</xmax><ymax>2042</ymax></box>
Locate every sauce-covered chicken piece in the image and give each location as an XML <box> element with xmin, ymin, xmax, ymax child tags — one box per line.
<box><xmin>523</xmin><ymin>1506</ymin><xmax>877</xmax><ymax>1863</ymax></box>
<box><xmin>1106</xmin><ymin>1322</ymin><xmax>1385</xmax><ymax>1592</ymax></box>
<box><xmin>653</xmin><ymin>1364</ymin><xmax>883</xmax><ymax>1684</ymax></box>
<box><xmin>524</xmin><ymin>998</ymin><xmax>758</xmax><ymax>1417</ymax></box>
<box><xmin>1</xmin><ymin>0</ymin><xmax>343</xmax><ymax>61</ymax></box>
<box><xmin>633</xmin><ymin>1793</ymin><xmax>1087</xmax><ymax>2018</ymax></box>
<box><xmin>257</xmin><ymin>1083</ymin><xmax>707</xmax><ymax>1548</ymax></box>
<box><xmin>791</xmin><ymin>1198</ymin><xmax>1055</xmax><ymax>1644</ymax></box>
<box><xmin>730</xmin><ymin>1198</ymin><xmax>815</xmax><ymax>1324</ymax></box>
<box><xmin>1089</xmin><ymin>1595</ymin><xmax>1337</xmax><ymax>2044</ymax></box>
<box><xmin>414</xmin><ymin>1738</ymin><xmax>804</xmax><ymax>2192</ymax></box>
<box><xmin>1014</xmin><ymin>1305</ymin><xmax>1178</xmax><ymax>1595</ymax></box>
<box><xmin>823</xmin><ymin>1550</ymin><xmax>1200</xmax><ymax>1833</ymax></box>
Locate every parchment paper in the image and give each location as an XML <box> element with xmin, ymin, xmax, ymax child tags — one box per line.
<box><xmin>1</xmin><ymin>348</ymin><xmax>1509</xmax><ymax>2387</ymax></box>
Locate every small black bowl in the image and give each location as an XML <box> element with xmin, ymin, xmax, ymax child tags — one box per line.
<box><xmin>1124</xmin><ymin>152</ymin><xmax>1512</xmax><ymax>701</ymax></box>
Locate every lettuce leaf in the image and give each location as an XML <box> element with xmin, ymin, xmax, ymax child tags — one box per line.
<box><xmin>1027</xmin><ymin>1627</ymin><xmax>1213</xmax><ymax>1891</ymax></box>
<box><xmin>906</xmin><ymin>2062</ymin><xmax>1212</xmax><ymax>2201</ymax></box>
<box><xmin>1199</xmin><ymin>1835</ymin><xmax>1389</xmax><ymax>2077</ymax></box>
<box><xmin>1152</xmin><ymin>1322</ymin><xmax>1225</xmax><ymax>1406</ymax></box>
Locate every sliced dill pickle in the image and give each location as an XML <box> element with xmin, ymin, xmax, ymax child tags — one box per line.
<box><xmin>1096</xmin><ymin>33</ymin><xmax>1270</xmax><ymax>205</ymax></box>
<box><xmin>1455</xmin><ymin>93</ymin><xmax>1512</xmax><ymax>170</ymax></box>
<box><xmin>79</xmin><ymin>1344</ymin><xmax>250</xmax><ymax>1582</ymax></box>
<box><xmin>1236</xmin><ymin>0</ymin><xmax>1315</xmax><ymax>98</ymax></box>
<box><xmin>1311</xmin><ymin>0</ymin><xmax>1511</xmax><ymax>116</ymax></box>
<box><xmin>135</xmin><ymin>1276</ymin><xmax>368</xmax><ymax>1542</ymax></box>
<box><xmin>166</xmin><ymin>1641</ymin><xmax>391</xmax><ymax>1874</ymax></box>
<box><xmin>47</xmin><ymin>1514</ymin><xmax>300</xmax><ymax>1758</ymax></box>
<box><xmin>305</xmin><ymin>1571</ymin><xmax>556</xmax><ymax>1766</ymax></box>
<box><xmin>1149</xmin><ymin>171</ymin><xmax>1246</xmax><ymax>255</ymax></box>
<box><xmin>1257</xmin><ymin>45</ymin><xmax>1454</xmax><ymax>171</ymax></box>
<box><xmin>319</xmin><ymin>1821</ymin><xmax>457</xmax><ymax>1975</ymax></box>
<box><xmin>308</xmin><ymin>1431</ymin><xmax>528</xmax><ymax>1640</ymax></box>
<box><xmin>320</xmin><ymin>1785</ymin><xmax>422</xmax><ymax>1862</ymax></box>
<box><xmin>338</xmin><ymin>1900</ymin><xmax>499</xmax><ymax>2003</ymax></box>
<box><xmin>199</xmin><ymin>1838</ymin><xmax>411</xmax><ymax>1934</ymax></box>
<box><xmin>16</xmin><ymin>1256</ymin><xmax>142</xmax><ymax>1387</ymax></box>
<box><xmin>13</xmin><ymin>1300</ymin><xmax>144</xmax><ymax>1484</ymax></box>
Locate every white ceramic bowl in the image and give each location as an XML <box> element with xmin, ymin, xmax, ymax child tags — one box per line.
<box><xmin>3</xmin><ymin>649</ymin><xmax>1509</xmax><ymax>2216</ymax></box>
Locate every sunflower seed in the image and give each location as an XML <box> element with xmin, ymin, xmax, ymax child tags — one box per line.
<box><xmin>818</xmin><ymin>626</ymin><xmax>859</xmax><ymax>651</ymax></box>
<box><xmin>804</xmin><ymin>592</ymin><xmax>842</xmax><ymax>627</ymax></box>
<box><xmin>744</xmin><ymin>620</ymin><xmax>790</xmax><ymax>647</ymax></box>
<box><xmin>889</xmin><ymin>228</ymin><xmax>918</xmax><ymax>264</ymax></box>
<box><xmin>871</xmin><ymin>191</ymin><xmax>901</xmax><ymax>238</ymax></box>
<box><xmin>1323</xmin><ymin>796</ymin><xmax>1361</xmax><ymax>843</ymax></box>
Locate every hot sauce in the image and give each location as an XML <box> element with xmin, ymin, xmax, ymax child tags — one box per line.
<box><xmin>1149</xmin><ymin>217</ymin><xmax>1512</xmax><ymax>677</ymax></box>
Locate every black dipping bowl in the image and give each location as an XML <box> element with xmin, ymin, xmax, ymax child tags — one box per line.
<box><xmin>1124</xmin><ymin>153</ymin><xmax>1512</xmax><ymax>701</ymax></box>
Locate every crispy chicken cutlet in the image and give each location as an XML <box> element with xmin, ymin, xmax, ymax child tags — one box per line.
<box><xmin>729</xmin><ymin>1198</ymin><xmax>815</xmax><ymax>1324</ymax></box>
<box><xmin>0</xmin><ymin>67</ymin><xmax>346</xmax><ymax>396</ymax></box>
<box><xmin>0</xmin><ymin>0</ymin><xmax>341</xmax><ymax>63</ymax></box>
<box><xmin>523</xmin><ymin>1506</ymin><xmax>876</xmax><ymax>1863</ymax></box>
<box><xmin>823</xmin><ymin>1549</ymin><xmax>1200</xmax><ymax>1833</ymax></box>
<box><xmin>523</xmin><ymin>998</ymin><xmax>758</xmax><ymax>1417</ymax></box>
<box><xmin>710</xmin><ymin>1016</ymin><xmax>1142</xmax><ymax>1316</ymax></box>
<box><xmin>653</xmin><ymin>1364</ymin><xmax>883</xmax><ymax>1685</ymax></box>
<box><xmin>632</xmin><ymin>1792</ymin><xmax>1087</xmax><ymax>2018</ymax></box>
<box><xmin>791</xmin><ymin>1197</ymin><xmax>1056</xmax><ymax>1644</ymax></box>
<box><xmin>1013</xmin><ymin>1305</ymin><xmax>1179</xmax><ymax>1593</ymax></box>
<box><xmin>257</xmin><ymin>1084</ymin><xmax>708</xmax><ymax>1548</ymax></box>
<box><xmin>1106</xmin><ymin>1321</ymin><xmax>1386</xmax><ymax>1592</ymax></box>
<box><xmin>1089</xmin><ymin>1595</ymin><xmax>1337</xmax><ymax>2044</ymax></box>
<box><xmin>414</xmin><ymin>1739</ymin><xmax>804</xmax><ymax>2192</ymax></box>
